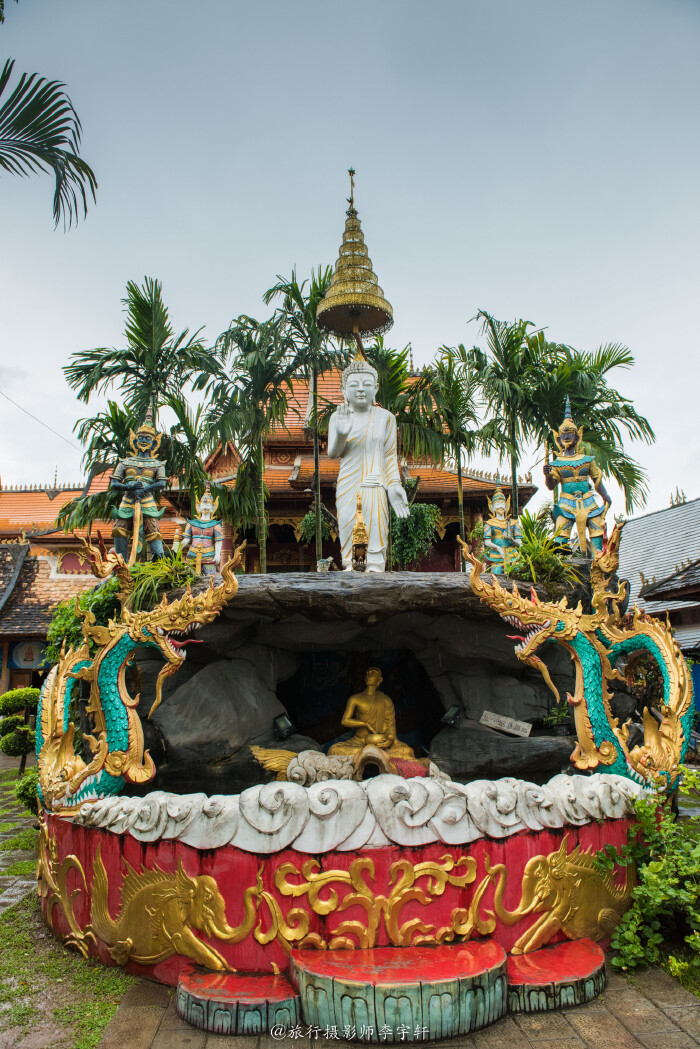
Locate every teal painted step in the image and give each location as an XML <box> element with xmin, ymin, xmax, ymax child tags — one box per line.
<box><xmin>290</xmin><ymin>942</ymin><xmax>507</xmax><ymax>1042</ymax></box>
<box><xmin>507</xmin><ymin>939</ymin><xmax>606</xmax><ymax>1013</ymax></box>
<box><xmin>176</xmin><ymin>964</ymin><xmax>300</xmax><ymax>1034</ymax></box>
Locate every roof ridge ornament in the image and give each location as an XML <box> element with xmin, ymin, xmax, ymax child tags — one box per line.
<box><xmin>316</xmin><ymin>168</ymin><xmax>393</xmax><ymax>359</ymax></box>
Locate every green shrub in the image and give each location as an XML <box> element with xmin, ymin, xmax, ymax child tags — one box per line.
<box><xmin>0</xmin><ymin>717</ymin><xmax>23</xmax><ymax>736</ymax></box>
<box><xmin>598</xmin><ymin>767</ymin><xmax>700</xmax><ymax>985</ymax></box>
<box><xmin>45</xmin><ymin>555</ymin><xmax>198</xmax><ymax>667</ymax></box>
<box><xmin>14</xmin><ymin>768</ymin><xmax>39</xmax><ymax>816</ymax></box>
<box><xmin>298</xmin><ymin>511</ymin><xmax>333</xmax><ymax>545</ymax></box>
<box><xmin>505</xmin><ymin>509</ymin><xmax>581</xmax><ymax>594</ymax></box>
<box><xmin>0</xmin><ymin>727</ymin><xmax>35</xmax><ymax>758</ymax></box>
<box><xmin>390</xmin><ymin>502</ymin><xmax>442</xmax><ymax>570</ymax></box>
<box><xmin>46</xmin><ymin>577</ymin><xmax>120</xmax><ymax>665</ymax></box>
<box><xmin>0</xmin><ymin>689</ymin><xmax>40</xmax><ymax>718</ymax></box>
<box><xmin>127</xmin><ymin>549</ymin><xmax>198</xmax><ymax>611</ymax></box>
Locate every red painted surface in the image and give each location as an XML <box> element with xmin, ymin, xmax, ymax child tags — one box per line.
<box><xmin>292</xmin><ymin>941</ymin><xmax>506</xmax><ymax>983</ymax></box>
<box><xmin>507</xmin><ymin>939</ymin><xmax>605</xmax><ymax>986</ymax></box>
<box><xmin>42</xmin><ymin>814</ymin><xmax>634</xmax><ymax>986</ymax></box>
<box><xmin>391</xmin><ymin>758</ymin><xmax>428</xmax><ymax>778</ymax></box>
<box><xmin>179</xmin><ymin>964</ymin><xmax>296</xmax><ymax>1003</ymax></box>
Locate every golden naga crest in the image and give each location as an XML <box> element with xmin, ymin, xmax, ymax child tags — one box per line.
<box><xmin>36</xmin><ymin>543</ymin><xmax>246</xmax><ymax>814</ymax></box>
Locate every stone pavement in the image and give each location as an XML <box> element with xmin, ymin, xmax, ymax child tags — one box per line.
<box><xmin>97</xmin><ymin>963</ymin><xmax>700</xmax><ymax>1049</ymax></box>
<box><xmin>0</xmin><ymin>764</ymin><xmax>37</xmax><ymax>915</ymax></box>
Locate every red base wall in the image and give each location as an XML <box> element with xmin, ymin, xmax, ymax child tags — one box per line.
<box><xmin>43</xmin><ymin>815</ymin><xmax>634</xmax><ymax>986</ymax></box>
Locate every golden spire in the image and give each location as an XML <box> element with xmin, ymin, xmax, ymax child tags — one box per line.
<box><xmin>316</xmin><ymin>169</ymin><xmax>393</xmax><ymax>356</ymax></box>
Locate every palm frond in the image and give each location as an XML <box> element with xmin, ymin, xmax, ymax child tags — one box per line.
<box><xmin>0</xmin><ymin>58</ymin><xmax>97</xmax><ymax>228</ymax></box>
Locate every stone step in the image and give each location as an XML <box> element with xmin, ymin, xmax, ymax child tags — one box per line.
<box><xmin>507</xmin><ymin>938</ymin><xmax>606</xmax><ymax>1013</ymax></box>
<box><xmin>176</xmin><ymin>964</ymin><xmax>300</xmax><ymax>1035</ymax></box>
<box><xmin>290</xmin><ymin>942</ymin><xmax>507</xmax><ymax>1042</ymax></box>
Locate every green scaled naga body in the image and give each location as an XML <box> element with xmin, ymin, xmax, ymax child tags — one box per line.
<box><xmin>460</xmin><ymin>522</ymin><xmax>694</xmax><ymax>792</ymax></box>
<box><xmin>36</xmin><ymin>544</ymin><xmax>243</xmax><ymax>814</ymax></box>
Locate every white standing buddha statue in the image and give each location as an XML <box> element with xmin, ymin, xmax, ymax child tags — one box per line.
<box><xmin>328</xmin><ymin>355</ymin><xmax>409</xmax><ymax>572</ymax></box>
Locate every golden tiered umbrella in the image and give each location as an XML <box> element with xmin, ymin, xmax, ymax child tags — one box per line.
<box><xmin>316</xmin><ymin>169</ymin><xmax>393</xmax><ymax>357</ymax></box>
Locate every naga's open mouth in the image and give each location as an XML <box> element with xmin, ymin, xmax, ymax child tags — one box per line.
<box><xmin>504</xmin><ymin>616</ymin><xmax>551</xmax><ymax>655</ymax></box>
<box><xmin>156</xmin><ymin>621</ymin><xmax>204</xmax><ymax>657</ymax></box>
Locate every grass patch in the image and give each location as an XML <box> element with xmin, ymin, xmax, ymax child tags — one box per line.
<box><xmin>0</xmin><ymin>827</ymin><xmax>38</xmax><ymax>853</ymax></box>
<box><xmin>663</xmin><ymin>951</ymin><xmax>700</xmax><ymax>999</ymax></box>
<box><xmin>3</xmin><ymin>859</ymin><xmax>36</xmax><ymax>877</ymax></box>
<box><xmin>0</xmin><ymin>770</ymin><xmax>18</xmax><ymax>783</ymax></box>
<box><xmin>0</xmin><ymin>895</ymin><xmax>134</xmax><ymax>1047</ymax></box>
<box><xmin>0</xmin><ymin>822</ymin><xmax>20</xmax><ymax>834</ymax></box>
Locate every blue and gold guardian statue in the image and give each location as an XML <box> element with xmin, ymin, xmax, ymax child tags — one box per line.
<box><xmin>483</xmin><ymin>487</ymin><xmax>522</xmax><ymax>575</ymax></box>
<box><xmin>544</xmin><ymin>397</ymin><xmax>610</xmax><ymax>554</ymax></box>
<box><xmin>178</xmin><ymin>483</ymin><xmax>223</xmax><ymax>576</ymax></box>
<box><xmin>110</xmin><ymin>409</ymin><xmax>167</xmax><ymax>562</ymax></box>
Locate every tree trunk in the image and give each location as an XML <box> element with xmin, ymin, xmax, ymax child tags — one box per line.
<box><xmin>457</xmin><ymin>447</ymin><xmax>465</xmax><ymax>573</ymax></box>
<box><xmin>312</xmin><ymin>366</ymin><xmax>322</xmax><ymax>567</ymax></box>
<box><xmin>258</xmin><ymin>433</ymin><xmax>267</xmax><ymax>574</ymax></box>
<box><xmin>510</xmin><ymin>417</ymin><xmax>519</xmax><ymax>515</ymax></box>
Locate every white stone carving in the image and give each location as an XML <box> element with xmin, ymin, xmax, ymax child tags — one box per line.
<box><xmin>286</xmin><ymin>751</ymin><xmax>355</xmax><ymax>785</ymax></box>
<box><xmin>74</xmin><ymin>770</ymin><xmax>643</xmax><ymax>853</ymax></box>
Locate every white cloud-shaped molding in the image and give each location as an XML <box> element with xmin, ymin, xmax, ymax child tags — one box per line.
<box><xmin>73</xmin><ymin>770</ymin><xmax>644</xmax><ymax>854</ymax></box>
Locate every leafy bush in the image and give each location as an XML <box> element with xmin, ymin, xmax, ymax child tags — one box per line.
<box><xmin>390</xmin><ymin>502</ymin><xmax>442</xmax><ymax>570</ymax></box>
<box><xmin>468</xmin><ymin>519</ymin><xmax>485</xmax><ymax>558</ymax></box>
<box><xmin>298</xmin><ymin>511</ymin><xmax>333</xmax><ymax>545</ymax></box>
<box><xmin>45</xmin><ymin>554</ymin><xmax>198</xmax><ymax>667</ymax></box>
<box><xmin>0</xmin><ymin>689</ymin><xmax>39</xmax><ymax>718</ymax></box>
<box><xmin>505</xmin><ymin>509</ymin><xmax>580</xmax><ymax>594</ymax></box>
<box><xmin>127</xmin><ymin>549</ymin><xmax>198</xmax><ymax>610</ymax></box>
<box><xmin>46</xmin><ymin>577</ymin><xmax>120</xmax><ymax>664</ymax></box>
<box><xmin>0</xmin><ymin>717</ymin><xmax>23</xmax><ymax>737</ymax></box>
<box><xmin>14</xmin><ymin>768</ymin><xmax>39</xmax><ymax>816</ymax></box>
<box><xmin>0</xmin><ymin>727</ymin><xmax>35</xmax><ymax>758</ymax></box>
<box><xmin>598</xmin><ymin>767</ymin><xmax>700</xmax><ymax>986</ymax></box>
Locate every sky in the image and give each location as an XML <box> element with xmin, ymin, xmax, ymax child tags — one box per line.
<box><xmin>1</xmin><ymin>0</ymin><xmax>698</xmax><ymax>519</ymax></box>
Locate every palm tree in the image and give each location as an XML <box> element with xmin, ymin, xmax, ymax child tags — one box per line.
<box><xmin>263</xmin><ymin>267</ymin><xmax>336</xmax><ymax>565</ymax></box>
<box><xmin>64</xmin><ymin>277</ymin><xmax>217</xmax><ymax>423</ymax></box>
<box><xmin>57</xmin><ymin>401</ymin><xmax>131</xmax><ymax>532</ymax></box>
<box><xmin>57</xmin><ymin>395</ymin><xmax>215</xmax><ymax>533</ymax></box>
<box><xmin>424</xmin><ymin>346</ymin><xmax>481</xmax><ymax>563</ymax></box>
<box><xmin>469</xmin><ymin>311</ymin><xmax>547</xmax><ymax>511</ymax></box>
<box><xmin>0</xmin><ymin>58</ymin><xmax>97</xmax><ymax>228</ymax></box>
<box><xmin>206</xmin><ymin>314</ymin><xmax>299</xmax><ymax>573</ymax></box>
<box><xmin>363</xmin><ymin>340</ymin><xmax>443</xmax><ymax>463</ymax></box>
<box><xmin>528</xmin><ymin>341</ymin><xmax>655</xmax><ymax>513</ymax></box>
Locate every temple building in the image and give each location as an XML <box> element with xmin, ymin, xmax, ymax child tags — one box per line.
<box><xmin>619</xmin><ymin>497</ymin><xmax>700</xmax><ymax>658</ymax></box>
<box><xmin>0</xmin><ymin>373</ymin><xmax>537</xmax><ymax>679</ymax></box>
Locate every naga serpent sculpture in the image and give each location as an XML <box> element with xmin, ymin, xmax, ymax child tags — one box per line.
<box><xmin>36</xmin><ymin>542</ymin><xmax>245</xmax><ymax>814</ymax></box>
<box><xmin>459</xmin><ymin>521</ymin><xmax>694</xmax><ymax>791</ymax></box>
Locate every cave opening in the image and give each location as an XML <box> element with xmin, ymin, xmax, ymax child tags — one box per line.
<box><xmin>277</xmin><ymin>648</ymin><xmax>445</xmax><ymax>756</ymax></box>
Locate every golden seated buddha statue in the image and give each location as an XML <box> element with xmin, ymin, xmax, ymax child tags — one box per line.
<box><xmin>328</xmin><ymin>667</ymin><xmax>415</xmax><ymax>759</ymax></box>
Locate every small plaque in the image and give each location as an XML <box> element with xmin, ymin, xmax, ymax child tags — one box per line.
<box><xmin>479</xmin><ymin>710</ymin><xmax>532</xmax><ymax>737</ymax></box>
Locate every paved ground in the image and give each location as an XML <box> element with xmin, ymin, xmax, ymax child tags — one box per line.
<box><xmin>97</xmin><ymin>964</ymin><xmax>700</xmax><ymax>1049</ymax></box>
<box><xmin>0</xmin><ymin>760</ymin><xmax>37</xmax><ymax>915</ymax></box>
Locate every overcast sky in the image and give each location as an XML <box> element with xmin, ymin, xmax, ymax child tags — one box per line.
<box><xmin>1</xmin><ymin>0</ymin><xmax>698</xmax><ymax>519</ymax></box>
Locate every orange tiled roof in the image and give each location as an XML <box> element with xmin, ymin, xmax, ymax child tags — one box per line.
<box><xmin>0</xmin><ymin>486</ymin><xmax>83</xmax><ymax>531</ymax></box>
<box><xmin>0</xmin><ymin>552</ymin><xmax>95</xmax><ymax>638</ymax></box>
